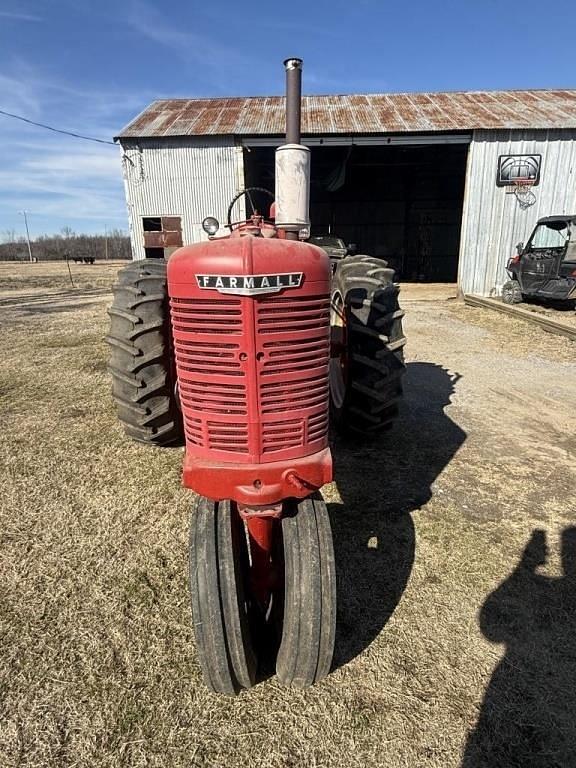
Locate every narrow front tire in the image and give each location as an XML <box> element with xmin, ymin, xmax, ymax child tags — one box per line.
<box><xmin>276</xmin><ymin>494</ymin><xmax>336</xmax><ymax>687</ymax></box>
<box><xmin>189</xmin><ymin>497</ymin><xmax>257</xmax><ymax>694</ymax></box>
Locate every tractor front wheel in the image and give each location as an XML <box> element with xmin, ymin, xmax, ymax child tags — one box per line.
<box><xmin>189</xmin><ymin>497</ymin><xmax>257</xmax><ymax>695</ymax></box>
<box><xmin>276</xmin><ymin>494</ymin><xmax>336</xmax><ymax>687</ymax></box>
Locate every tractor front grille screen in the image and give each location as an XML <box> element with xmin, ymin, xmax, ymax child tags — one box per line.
<box><xmin>171</xmin><ymin>296</ymin><xmax>243</xmax><ymax>335</ymax></box>
<box><xmin>170</xmin><ymin>292</ymin><xmax>330</xmax><ymax>463</ymax></box>
<box><xmin>171</xmin><ymin>296</ymin><xmax>249</xmax><ymax>453</ymax></box>
<box><xmin>256</xmin><ymin>294</ymin><xmax>330</xmax><ymax>456</ymax></box>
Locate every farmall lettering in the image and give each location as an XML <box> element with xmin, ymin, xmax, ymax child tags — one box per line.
<box><xmin>196</xmin><ymin>272</ymin><xmax>303</xmax><ymax>296</ymax></box>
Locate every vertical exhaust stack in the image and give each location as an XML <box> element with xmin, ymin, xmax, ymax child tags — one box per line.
<box><xmin>275</xmin><ymin>58</ymin><xmax>311</xmax><ymax>241</ymax></box>
<box><xmin>285</xmin><ymin>57</ymin><xmax>303</xmax><ymax>145</ymax></box>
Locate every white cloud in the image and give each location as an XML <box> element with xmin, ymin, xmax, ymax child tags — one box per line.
<box><xmin>0</xmin><ymin>60</ymin><xmax>149</xmax><ymax>234</ymax></box>
<box><xmin>0</xmin><ymin>73</ymin><xmax>41</xmax><ymax>115</ymax></box>
<box><xmin>0</xmin><ymin>141</ymin><xmax>126</xmax><ymax>223</ymax></box>
<box><xmin>127</xmin><ymin>0</ymin><xmax>261</xmax><ymax>91</ymax></box>
<box><xmin>23</xmin><ymin>151</ymin><xmax>120</xmax><ymax>178</ymax></box>
<box><xmin>0</xmin><ymin>10</ymin><xmax>42</xmax><ymax>22</ymax></box>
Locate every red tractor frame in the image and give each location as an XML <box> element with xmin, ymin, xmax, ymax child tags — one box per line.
<box><xmin>107</xmin><ymin>59</ymin><xmax>406</xmax><ymax>693</ymax></box>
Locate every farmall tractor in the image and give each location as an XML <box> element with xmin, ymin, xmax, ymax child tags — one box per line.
<box><xmin>107</xmin><ymin>59</ymin><xmax>406</xmax><ymax>693</ymax></box>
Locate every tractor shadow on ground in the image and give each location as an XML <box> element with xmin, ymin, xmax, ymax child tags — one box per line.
<box><xmin>462</xmin><ymin>528</ymin><xmax>576</xmax><ymax>767</ymax></box>
<box><xmin>328</xmin><ymin>361</ymin><xmax>466</xmax><ymax>670</ymax></box>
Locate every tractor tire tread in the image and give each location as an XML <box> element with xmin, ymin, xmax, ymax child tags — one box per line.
<box><xmin>276</xmin><ymin>494</ymin><xmax>336</xmax><ymax>687</ymax></box>
<box><xmin>330</xmin><ymin>254</ymin><xmax>406</xmax><ymax>436</ymax></box>
<box><xmin>189</xmin><ymin>497</ymin><xmax>236</xmax><ymax>694</ymax></box>
<box><xmin>189</xmin><ymin>497</ymin><xmax>256</xmax><ymax>695</ymax></box>
<box><xmin>107</xmin><ymin>307</ymin><xmax>141</xmax><ymax>324</ymax></box>
<box><xmin>107</xmin><ymin>258</ymin><xmax>183</xmax><ymax>447</ymax></box>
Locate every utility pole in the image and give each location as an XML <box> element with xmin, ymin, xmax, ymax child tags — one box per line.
<box><xmin>19</xmin><ymin>210</ymin><xmax>33</xmax><ymax>262</ymax></box>
<box><xmin>104</xmin><ymin>226</ymin><xmax>109</xmax><ymax>260</ymax></box>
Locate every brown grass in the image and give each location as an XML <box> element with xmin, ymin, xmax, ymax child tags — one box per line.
<box><xmin>1</xmin><ymin>261</ymin><xmax>575</xmax><ymax>767</ymax></box>
<box><xmin>0</xmin><ymin>260</ymin><xmax>128</xmax><ymax>294</ymax></box>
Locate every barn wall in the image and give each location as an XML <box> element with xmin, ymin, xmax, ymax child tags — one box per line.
<box><xmin>119</xmin><ymin>136</ymin><xmax>244</xmax><ymax>259</ymax></box>
<box><xmin>459</xmin><ymin>129</ymin><xmax>576</xmax><ymax>295</ymax></box>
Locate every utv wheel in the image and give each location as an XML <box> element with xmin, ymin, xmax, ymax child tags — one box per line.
<box><xmin>276</xmin><ymin>495</ymin><xmax>336</xmax><ymax>688</ymax></box>
<box><xmin>501</xmin><ymin>280</ymin><xmax>523</xmax><ymax>304</ymax></box>
<box><xmin>106</xmin><ymin>259</ymin><xmax>183</xmax><ymax>446</ymax></box>
<box><xmin>189</xmin><ymin>497</ymin><xmax>257</xmax><ymax>695</ymax></box>
<box><xmin>330</xmin><ymin>255</ymin><xmax>406</xmax><ymax>436</ymax></box>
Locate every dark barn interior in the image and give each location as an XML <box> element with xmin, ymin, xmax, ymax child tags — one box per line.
<box><xmin>244</xmin><ymin>142</ymin><xmax>468</xmax><ymax>282</ymax></box>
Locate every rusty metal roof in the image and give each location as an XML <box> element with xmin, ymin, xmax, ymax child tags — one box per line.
<box><xmin>116</xmin><ymin>90</ymin><xmax>576</xmax><ymax>139</ymax></box>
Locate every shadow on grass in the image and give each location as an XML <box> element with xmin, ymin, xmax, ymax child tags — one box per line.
<box><xmin>329</xmin><ymin>361</ymin><xmax>466</xmax><ymax>669</ymax></box>
<box><xmin>462</xmin><ymin>527</ymin><xmax>576</xmax><ymax>768</ymax></box>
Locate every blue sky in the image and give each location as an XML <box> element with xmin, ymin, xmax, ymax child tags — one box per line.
<box><xmin>0</xmin><ymin>0</ymin><xmax>574</xmax><ymax>238</ymax></box>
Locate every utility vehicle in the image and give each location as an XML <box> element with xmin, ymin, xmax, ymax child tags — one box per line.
<box><xmin>503</xmin><ymin>215</ymin><xmax>576</xmax><ymax>305</ymax></box>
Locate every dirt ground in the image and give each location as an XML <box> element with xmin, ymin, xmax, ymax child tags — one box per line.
<box><xmin>499</xmin><ymin>295</ymin><xmax>576</xmax><ymax>329</ymax></box>
<box><xmin>398</xmin><ymin>282</ymin><xmax>459</xmax><ymax>302</ymax></box>
<box><xmin>402</xmin><ymin>281</ymin><xmax>576</xmax><ymax>330</ymax></box>
<box><xmin>1</xmin><ymin>262</ymin><xmax>575</xmax><ymax>768</ymax></box>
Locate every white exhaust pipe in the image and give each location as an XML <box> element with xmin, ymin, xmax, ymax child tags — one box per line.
<box><xmin>275</xmin><ymin>58</ymin><xmax>310</xmax><ymax>238</ymax></box>
<box><xmin>275</xmin><ymin>143</ymin><xmax>311</xmax><ymax>232</ymax></box>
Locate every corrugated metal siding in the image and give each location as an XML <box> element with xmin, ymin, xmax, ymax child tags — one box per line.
<box><xmin>117</xmin><ymin>90</ymin><xmax>576</xmax><ymax>139</ymax></box>
<box><xmin>459</xmin><ymin>129</ymin><xmax>576</xmax><ymax>295</ymax></box>
<box><xmin>120</xmin><ymin>136</ymin><xmax>243</xmax><ymax>259</ymax></box>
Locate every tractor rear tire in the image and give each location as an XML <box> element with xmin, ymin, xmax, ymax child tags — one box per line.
<box><xmin>502</xmin><ymin>280</ymin><xmax>523</xmax><ymax>304</ymax></box>
<box><xmin>276</xmin><ymin>494</ymin><xmax>336</xmax><ymax>688</ymax></box>
<box><xmin>106</xmin><ymin>259</ymin><xmax>183</xmax><ymax>446</ymax></box>
<box><xmin>189</xmin><ymin>497</ymin><xmax>257</xmax><ymax>695</ymax></box>
<box><xmin>330</xmin><ymin>255</ymin><xmax>406</xmax><ymax>436</ymax></box>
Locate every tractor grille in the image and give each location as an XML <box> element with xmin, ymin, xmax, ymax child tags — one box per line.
<box><xmin>308</xmin><ymin>411</ymin><xmax>329</xmax><ymax>442</ymax></box>
<box><xmin>175</xmin><ymin>338</ymin><xmax>244</xmax><ymax>380</ymax></box>
<box><xmin>257</xmin><ymin>294</ymin><xmax>330</xmax><ymax>452</ymax></box>
<box><xmin>171</xmin><ymin>297</ymin><xmax>247</xmax><ymax>454</ymax></box>
<box><xmin>206</xmin><ymin>421</ymin><xmax>249</xmax><ymax>453</ymax></box>
<box><xmin>178</xmin><ymin>371</ymin><xmax>247</xmax><ymax>414</ymax></box>
<box><xmin>170</xmin><ymin>296</ymin><xmax>242</xmax><ymax>335</ymax></box>
<box><xmin>171</xmin><ymin>292</ymin><xmax>330</xmax><ymax>459</ymax></box>
<box><xmin>256</xmin><ymin>294</ymin><xmax>330</xmax><ymax>335</ymax></box>
<box><xmin>260</xmin><ymin>368</ymin><xmax>328</xmax><ymax>413</ymax></box>
<box><xmin>262</xmin><ymin>419</ymin><xmax>304</xmax><ymax>454</ymax></box>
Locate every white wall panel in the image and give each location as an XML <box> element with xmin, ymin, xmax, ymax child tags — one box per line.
<box><xmin>119</xmin><ymin>137</ymin><xmax>244</xmax><ymax>259</ymax></box>
<box><xmin>459</xmin><ymin>130</ymin><xmax>576</xmax><ymax>295</ymax></box>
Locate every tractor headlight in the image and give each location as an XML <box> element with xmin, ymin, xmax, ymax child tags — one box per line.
<box><xmin>202</xmin><ymin>216</ymin><xmax>219</xmax><ymax>236</ymax></box>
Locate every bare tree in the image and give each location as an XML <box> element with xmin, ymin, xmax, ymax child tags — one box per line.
<box><xmin>0</xmin><ymin>231</ymin><xmax>132</xmax><ymax>262</ymax></box>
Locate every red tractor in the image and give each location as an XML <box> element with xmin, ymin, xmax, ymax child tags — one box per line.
<box><xmin>107</xmin><ymin>59</ymin><xmax>406</xmax><ymax>693</ymax></box>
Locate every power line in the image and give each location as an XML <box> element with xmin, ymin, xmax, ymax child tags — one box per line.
<box><xmin>0</xmin><ymin>108</ymin><xmax>116</xmax><ymax>146</ymax></box>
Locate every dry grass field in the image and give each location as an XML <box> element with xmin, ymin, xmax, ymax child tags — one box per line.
<box><xmin>1</xmin><ymin>261</ymin><xmax>575</xmax><ymax>767</ymax></box>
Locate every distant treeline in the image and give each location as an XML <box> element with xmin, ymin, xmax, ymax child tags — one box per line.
<box><xmin>0</xmin><ymin>228</ymin><xmax>132</xmax><ymax>261</ymax></box>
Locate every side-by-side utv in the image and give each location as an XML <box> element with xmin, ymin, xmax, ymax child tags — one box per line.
<box><xmin>502</xmin><ymin>215</ymin><xmax>576</xmax><ymax>305</ymax></box>
<box><xmin>106</xmin><ymin>59</ymin><xmax>406</xmax><ymax>694</ymax></box>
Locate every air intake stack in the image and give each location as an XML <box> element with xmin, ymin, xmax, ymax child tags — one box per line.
<box><xmin>275</xmin><ymin>58</ymin><xmax>311</xmax><ymax>241</ymax></box>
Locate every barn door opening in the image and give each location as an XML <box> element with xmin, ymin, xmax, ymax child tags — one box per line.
<box><xmin>243</xmin><ymin>142</ymin><xmax>468</xmax><ymax>282</ymax></box>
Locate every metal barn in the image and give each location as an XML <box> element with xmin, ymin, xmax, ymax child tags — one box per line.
<box><xmin>115</xmin><ymin>89</ymin><xmax>576</xmax><ymax>296</ymax></box>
